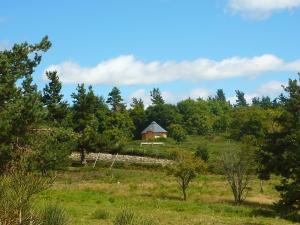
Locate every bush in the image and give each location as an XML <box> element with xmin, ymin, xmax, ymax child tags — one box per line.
<box><xmin>40</xmin><ymin>204</ymin><xmax>68</xmax><ymax>225</ymax></box>
<box><xmin>92</xmin><ymin>208</ymin><xmax>110</xmax><ymax>220</ymax></box>
<box><xmin>113</xmin><ymin>209</ymin><xmax>157</xmax><ymax>225</ymax></box>
<box><xmin>169</xmin><ymin>124</ymin><xmax>187</xmax><ymax>143</ymax></box>
<box><xmin>0</xmin><ymin>168</ymin><xmax>53</xmax><ymax>225</ymax></box>
<box><xmin>195</xmin><ymin>145</ymin><xmax>209</xmax><ymax>162</ymax></box>
<box><xmin>113</xmin><ymin>209</ymin><xmax>135</xmax><ymax>225</ymax></box>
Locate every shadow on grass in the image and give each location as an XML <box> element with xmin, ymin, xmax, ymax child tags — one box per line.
<box><xmin>221</xmin><ymin>199</ymin><xmax>300</xmax><ymax>223</ymax></box>
<box><xmin>250</xmin><ymin>205</ymin><xmax>300</xmax><ymax>223</ymax></box>
<box><xmin>140</xmin><ymin>192</ymin><xmax>183</xmax><ymax>201</ymax></box>
<box><xmin>222</xmin><ymin>199</ymin><xmax>271</xmax><ymax>209</ymax></box>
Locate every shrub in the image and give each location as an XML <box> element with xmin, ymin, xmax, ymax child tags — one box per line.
<box><xmin>0</xmin><ymin>168</ymin><xmax>53</xmax><ymax>225</ymax></box>
<box><xmin>168</xmin><ymin>124</ymin><xmax>187</xmax><ymax>143</ymax></box>
<box><xmin>195</xmin><ymin>145</ymin><xmax>209</xmax><ymax>162</ymax></box>
<box><xmin>92</xmin><ymin>208</ymin><xmax>110</xmax><ymax>220</ymax></box>
<box><xmin>113</xmin><ymin>209</ymin><xmax>135</xmax><ymax>225</ymax></box>
<box><xmin>113</xmin><ymin>209</ymin><xmax>157</xmax><ymax>225</ymax></box>
<box><xmin>40</xmin><ymin>204</ymin><xmax>68</xmax><ymax>225</ymax></box>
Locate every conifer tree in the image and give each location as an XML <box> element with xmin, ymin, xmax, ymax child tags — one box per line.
<box><xmin>259</xmin><ymin>74</ymin><xmax>300</xmax><ymax>214</ymax></box>
<box><xmin>42</xmin><ymin>71</ymin><xmax>68</xmax><ymax>124</ymax></box>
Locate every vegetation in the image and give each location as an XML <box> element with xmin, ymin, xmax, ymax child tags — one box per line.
<box><xmin>259</xmin><ymin>75</ymin><xmax>300</xmax><ymax>215</ymax></box>
<box><xmin>1</xmin><ymin>37</ymin><xmax>300</xmax><ymax>224</ymax></box>
<box><xmin>40</xmin><ymin>204</ymin><xmax>69</xmax><ymax>225</ymax></box>
<box><xmin>219</xmin><ymin>146</ymin><xmax>255</xmax><ymax>204</ymax></box>
<box><xmin>167</xmin><ymin>150</ymin><xmax>206</xmax><ymax>201</ymax></box>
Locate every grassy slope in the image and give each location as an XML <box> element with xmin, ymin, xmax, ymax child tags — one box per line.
<box><xmin>37</xmin><ymin>166</ymin><xmax>298</xmax><ymax>225</ymax></box>
<box><xmin>36</xmin><ymin>136</ymin><xmax>299</xmax><ymax>224</ymax></box>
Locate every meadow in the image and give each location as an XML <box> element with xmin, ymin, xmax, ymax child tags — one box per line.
<box><xmin>37</xmin><ymin>164</ymin><xmax>299</xmax><ymax>225</ymax></box>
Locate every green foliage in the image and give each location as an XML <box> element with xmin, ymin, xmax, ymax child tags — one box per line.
<box><xmin>219</xmin><ymin>146</ymin><xmax>255</xmax><ymax>204</ymax></box>
<box><xmin>102</xmin><ymin>128</ymin><xmax>128</xmax><ymax>153</ymax></box>
<box><xmin>169</xmin><ymin>124</ymin><xmax>187</xmax><ymax>143</ymax></box>
<box><xmin>150</xmin><ymin>88</ymin><xmax>164</xmax><ymax>105</ymax></box>
<box><xmin>130</xmin><ymin>98</ymin><xmax>146</xmax><ymax>139</ymax></box>
<box><xmin>146</xmin><ymin>103</ymin><xmax>182</xmax><ymax>130</ymax></box>
<box><xmin>230</xmin><ymin>107</ymin><xmax>267</xmax><ymax>144</ymax></box>
<box><xmin>40</xmin><ymin>204</ymin><xmax>68</xmax><ymax>225</ymax></box>
<box><xmin>195</xmin><ymin>145</ymin><xmax>209</xmax><ymax>162</ymax></box>
<box><xmin>177</xmin><ymin>99</ymin><xmax>211</xmax><ymax>135</ymax></box>
<box><xmin>0</xmin><ymin>37</ymin><xmax>51</xmax><ymax>171</ymax></box>
<box><xmin>113</xmin><ymin>209</ymin><xmax>135</xmax><ymax>225</ymax></box>
<box><xmin>0</xmin><ymin>167</ymin><xmax>53</xmax><ymax>225</ymax></box>
<box><xmin>30</xmin><ymin>128</ymin><xmax>77</xmax><ymax>175</ymax></box>
<box><xmin>252</xmin><ymin>96</ymin><xmax>273</xmax><ymax>109</ymax></box>
<box><xmin>235</xmin><ymin>90</ymin><xmax>248</xmax><ymax>107</ymax></box>
<box><xmin>72</xmin><ymin>84</ymin><xmax>104</xmax><ymax>163</ymax></box>
<box><xmin>259</xmin><ymin>75</ymin><xmax>300</xmax><ymax>214</ymax></box>
<box><xmin>42</xmin><ymin>71</ymin><xmax>69</xmax><ymax>125</ymax></box>
<box><xmin>167</xmin><ymin>150</ymin><xmax>206</xmax><ymax>200</ymax></box>
<box><xmin>215</xmin><ymin>89</ymin><xmax>226</xmax><ymax>102</ymax></box>
<box><xmin>113</xmin><ymin>209</ymin><xmax>157</xmax><ymax>225</ymax></box>
<box><xmin>107</xmin><ymin>86</ymin><xmax>125</xmax><ymax>112</ymax></box>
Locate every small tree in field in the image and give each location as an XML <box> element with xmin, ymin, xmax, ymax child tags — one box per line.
<box><xmin>219</xmin><ymin>146</ymin><xmax>255</xmax><ymax>204</ymax></box>
<box><xmin>167</xmin><ymin>151</ymin><xmax>205</xmax><ymax>201</ymax></box>
<box><xmin>0</xmin><ymin>160</ymin><xmax>54</xmax><ymax>225</ymax></box>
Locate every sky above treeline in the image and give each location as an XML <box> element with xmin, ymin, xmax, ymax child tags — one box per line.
<box><xmin>1</xmin><ymin>0</ymin><xmax>300</xmax><ymax>106</ymax></box>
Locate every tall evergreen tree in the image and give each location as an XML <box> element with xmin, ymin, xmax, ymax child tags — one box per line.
<box><xmin>129</xmin><ymin>98</ymin><xmax>146</xmax><ymax>139</ymax></box>
<box><xmin>235</xmin><ymin>90</ymin><xmax>248</xmax><ymax>107</ymax></box>
<box><xmin>258</xmin><ymin>75</ymin><xmax>300</xmax><ymax>214</ymax></box>
<box><xmin>106</xmin><ymin>87</ymin><xmax>125</xmax><ymax>112</ymax></box>
<box><xmin>42</xmin><ymin>71</ymin><xmax>68</xmax><ymax>124</ymax></box>
<box><xmin>72</xmin><ymin>84</ymin><xmax>101</xmax><ymax>164</ymax></box>
<box><xmin>215</xmin><ymin>89</ymin><xmax>226</xmax><ymax>102</ymax></box>
<box><xmin>150</xmin><ymin>88</ymin><xmax>165</xmax><ymax>105</ymax></box>
<box><xmin>0</xmin><ymin>37</ymin><xmax>51</xmax><ymax>172</ymax></box>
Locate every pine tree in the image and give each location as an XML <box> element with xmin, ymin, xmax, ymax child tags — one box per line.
<box><xmin>258</xmin><ymin>74</ymin><xmax>300</xmax><ymax>214</ymax></box>
<box><xmin>71</xmin><ymin>84</ymin><xmax>101</xmax><ymax>164</ymax></box>
<box><xmin>129</xmin><ymin>98</ymin><xmax>146</xmax><ymax>139</ymax></box>
<box><xmin>215</xmin><ymin>89</ymin><xmax>226</xmax><ymax>102</ymax></box>
<box><xmin>42</xmin><ymin>71</ymin><xmax>68</xmax><ymax>124</ymax></box>
<box><xmin>150</xmin><ymin>88</ymin><xmax>165</xmax><ymax>105</ymax></box>
<box><xmin>235</xmin><ymin>90</ymin><xmax>248</xmax><ymax>107</ymax></box>
<box><xmin>0</xmin><ymin>37</ymin><xmax>51</xmax><ymax>172</ymax></box>
<box><xmin>106</xmin><ymin>87</ymin><xmax>125</xmax><ymax>112</ymax></box>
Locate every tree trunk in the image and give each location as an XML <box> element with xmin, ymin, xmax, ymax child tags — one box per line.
<box><xmin>260</xmin><ymin>180</ymin><xmax>264</xmax><ymax>193</ymax></box>
<box><xmin>80</xmin><ymin>149</ymin><xmax>87</xmax><ymax>165</ymax></box>
<box><xmin>182</xmin><ymin>187</ymin><xmax>187</xmax><ymax>201</ymax></box>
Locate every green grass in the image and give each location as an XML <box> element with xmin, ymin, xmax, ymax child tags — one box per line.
<box><xmin>123</xmin><ymin>135</ymin><xmax>243</xmax><ymax>173</ymax></box>
<box><xmin>36</xmin><ymin>165</ymin><xmax>299</xmax><ymax>225</ymax></box>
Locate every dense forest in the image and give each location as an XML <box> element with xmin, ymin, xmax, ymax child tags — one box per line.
<box><xmin>1</xmin><ymin>37</ymin><xmax>300</xmax><ymax>223</ymax></box>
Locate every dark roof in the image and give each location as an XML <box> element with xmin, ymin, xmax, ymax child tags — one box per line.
<box><xmin>141</xmin><ymin>121</ymin><xmax>167</xmax><ymax>134</ymax></box>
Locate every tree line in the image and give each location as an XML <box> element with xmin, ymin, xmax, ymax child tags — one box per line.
<box><xmin>0</xmin><ymin>37</ymin><xmax>299</xmax><ymax>216</ymax></box>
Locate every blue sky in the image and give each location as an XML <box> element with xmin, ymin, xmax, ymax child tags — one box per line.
<box><xmin>1</xmin><ymin>0</ymin><xmax>300</xmax><ymax>105</ymax></box>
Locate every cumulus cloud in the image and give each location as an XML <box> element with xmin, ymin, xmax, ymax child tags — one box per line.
<box><xmin>44</xmin><ymin>54</ymin><xmax>300</xmax><ymax>86</ymax></box>
<box><xmin>228</xmin><ymin>0</ymin><xmax>300</xmax><ymax>19</ymax></box>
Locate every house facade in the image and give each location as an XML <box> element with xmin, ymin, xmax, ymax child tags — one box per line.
<box><xmin>141</xmin><ymin>121</ymin><xmax>167</xmax><ymax>140</ymax></box>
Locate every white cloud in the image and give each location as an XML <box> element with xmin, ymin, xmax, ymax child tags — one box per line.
<box><xmin>228</xmin><ymin>0</ymin><xmax>300</xmax><ymax>19</ymax></box>
<box><xmin>228</xmin><ymin>80</ymin><xmax>286</xmax><ymax>104</ymax></box>
<box><xmin>44</xmin><ymin>54</ymin><xmax>300</xmax><ymax>86</ymax></box>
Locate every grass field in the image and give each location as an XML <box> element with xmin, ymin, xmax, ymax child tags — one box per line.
<box><xmin>37</xmin><ymin>165</ymin><xmax>300</xmax><ymax>225</ymax></box>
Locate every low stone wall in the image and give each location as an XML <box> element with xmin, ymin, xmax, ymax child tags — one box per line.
<box><xmin>71</xmin><ymin>152</ymin><xmax>172</xmax><ymax>167</ymax></box>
